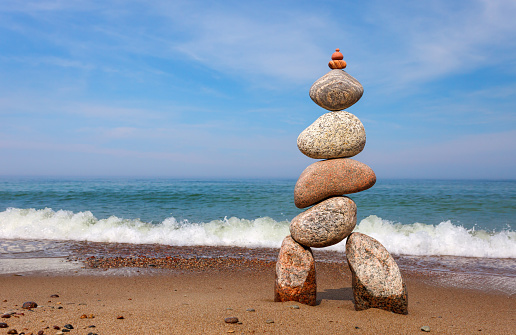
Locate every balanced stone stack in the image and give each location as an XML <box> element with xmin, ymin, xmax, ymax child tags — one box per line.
<box><xmin>274</xmin><ymin>49</ymin><xmax>408</xmax><ymax>314</ymax></box>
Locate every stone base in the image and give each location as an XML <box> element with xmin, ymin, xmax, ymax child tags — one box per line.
<box><xmin>346</xmin><ymin>232</ymin><xmax>408</xmax><ymax>314</ymax></box>
<box><xmin>274</xmin><ymin>235</ymin><xmax>316</xmax><ymax>306</ymax></box>
<box><xmin>352</xmin><ymin>277</ymin><xmax>408</xmax><ymax>314</ymax></box>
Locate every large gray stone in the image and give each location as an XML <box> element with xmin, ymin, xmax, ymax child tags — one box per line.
<box><xmin>297</xmin><ymin>111</ymin><xmax>366</xmax><ymax>159</ymax></box>
<box><xmin>346</xmin><ymin>232</ymin><xmax>408</xmax><ymax>314</ymax></box>
<box><xmin>290</xmin><ymin>197</ymin><xmax>356</xmax><ymax>248</ymax></box>
<box><xmin>309</xmin><ymin>70</ymin><xmax>364</xmax><ymax>111</ymax></box>
<box><xmin>274</xmin><ymin>235</ymin><xmax>317</xmax><ymax>306</ymax></box>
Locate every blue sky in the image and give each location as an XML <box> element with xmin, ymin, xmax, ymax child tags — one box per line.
<box><xmin>1</xmin><ymin>0</ymin><xmax>515</xmax><ymax>179</ymax></box>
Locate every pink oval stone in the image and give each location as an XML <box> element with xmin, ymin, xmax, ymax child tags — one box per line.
<box><xmin>294</xmin><ymin>158</ymin><xmax>376</xmax><ymax>208</ymax></box>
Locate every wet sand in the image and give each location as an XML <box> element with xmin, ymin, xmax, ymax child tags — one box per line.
<box><xmin>1</xmin><ymin>259</ymin><xmax>514</xmax><ymax>335</ymax></box>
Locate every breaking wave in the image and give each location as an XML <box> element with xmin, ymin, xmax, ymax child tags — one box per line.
<box><xmin>0</xmin><ymin>208</ymin><xmax>514</xmax><ymax>258</ymax></box>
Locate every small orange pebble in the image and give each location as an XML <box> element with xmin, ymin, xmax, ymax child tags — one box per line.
<box><xmin>328</xmin><ymin>59</ymin><xmax>347</xmax><ymax>69</ymax></box>
<box><xmin>331</xmin><ymin>48</ymin><xmax>344</xmax><ymax>60</ymax></box>
<box><xmin>328</xmin><ymin>48</ymin><xmax>346</xmax><ymax>69</ymax></box>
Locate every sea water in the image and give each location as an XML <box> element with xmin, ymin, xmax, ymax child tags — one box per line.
<box><xmin>1</xmin><ymin>178</ymin><xmax>515</xmax><ymax>284</ymax></box>
<box><xmin>1</xmin><ymin>177</ymin><xmax>514</xmax><ymax>256</ymax></box>
<box><xmin>0</xmin><ymin>177</ymin><xmax>516</xmax><ymax>295</ymax></box>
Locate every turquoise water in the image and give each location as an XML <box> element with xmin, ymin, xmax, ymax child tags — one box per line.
<box><xmin>0</xmin><ymin>177</ymin><xmax>515</xmax><ymax>258</ymax></box>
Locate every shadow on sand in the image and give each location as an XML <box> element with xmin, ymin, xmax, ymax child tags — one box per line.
<box><xmin>316</xmin><ymin>287</ymin><xmax>354</xmax><ymax>305</ymax></box>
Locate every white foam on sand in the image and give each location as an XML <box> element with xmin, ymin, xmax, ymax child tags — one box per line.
<box><xmin>0</xmin><ymin>258</ymin><xmax>83</xmax><ymax>275</ymax></box>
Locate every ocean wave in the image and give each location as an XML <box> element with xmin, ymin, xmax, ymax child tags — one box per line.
<box><xmin>350</xmin><ymin>215</ymin><xmax>515</xmax><ymax>258</ymax></box>
<box><xmin>0</xmin><ymin>208</ymin><xmax>514</xmax><ymax>258</ymax></box>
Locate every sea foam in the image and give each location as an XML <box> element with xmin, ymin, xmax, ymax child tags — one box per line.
<box><xmin>0</xmin><ymin>208</ymin><xmax>514</xmax><ymax>258</ymax></box>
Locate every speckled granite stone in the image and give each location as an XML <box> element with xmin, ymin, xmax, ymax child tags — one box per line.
<box><xmin>290</xmin><ymin>197</ymin><xmax>356</xmax><ymax>248</ymax></box>
<box><xmin>294</xmin><ymin>158</ymin><xmax>376</xmax><ymax>208</ymax></box>
<box><xmin>346</xmin><ymin>232</ymin><xmax>408</xmax><ymax>315</ymax></box>
<box><xmin>297</xmin><ymin>111</ymin><xmax>366</xmax><ymax>159</ymax></box>
<box><xmin>274</xmin><ymin>235</ymin><xmax>317</xmax><ymax>306</ymax></box>
<box><xmin>309</xmin><ymin>70</ymin><xmax>364</xmax><ymax>111</ymax></box>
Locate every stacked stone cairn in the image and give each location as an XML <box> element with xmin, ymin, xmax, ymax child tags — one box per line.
<box><xmin>274</xmin><ymin>49</ymin><xmax>408</xmax><ymax>315</ymax></box>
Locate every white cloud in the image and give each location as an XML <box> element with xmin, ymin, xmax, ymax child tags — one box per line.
<box><xmin>360</xmin><ymin>0</ymin><xmax>516</xmax><ymax>88</ymax></box>
<box><xmin>2</xmin><ymin>0</ymin><xmax>516</xmax><ymax>89</ymax></box>
<box><xmin>160</xmin><ymin>5</ymin><xmax>331</xmax><ymax>83</ymax></box>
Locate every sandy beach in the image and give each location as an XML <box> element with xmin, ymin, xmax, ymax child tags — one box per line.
<box><xmin>1</xmin><ymin>257</ymin><xmax>514</xmax><ymax>335</ymax></box>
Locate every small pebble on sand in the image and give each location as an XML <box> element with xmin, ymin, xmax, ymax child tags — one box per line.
<box><xmin>421</xmin><ymin>326</ymin><xmax>431</xmax><ymax>332</ymax></box>
<box><xmin>224</xmin><ymin>317</ymin><xmax>238</xmax><ymax>324</ymax></box>
<box><xmin>22</xmin><ymin>301</ymin><xmax>38</xmax><ymax>309</ymax></box>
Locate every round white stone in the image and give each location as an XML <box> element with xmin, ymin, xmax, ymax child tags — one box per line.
<box><xmin>297</xmin><ymin>111</ymin><xmax>366</xmax><ymax>159</ymax></box>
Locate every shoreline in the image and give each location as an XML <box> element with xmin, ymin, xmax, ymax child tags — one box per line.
<box><xmin>1</xmin><ymin>241</ymin><xmax>515</xmax><ymax>296</ymax></box>
<box><xmin>1</xmin><ymin>261</ymin><xmax>514</xmax><ymax>335</ymax></box>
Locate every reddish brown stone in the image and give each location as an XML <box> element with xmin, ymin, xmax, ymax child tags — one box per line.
<box><xmin>346</xmin><ymin>232</ymin><xmax>408</xmax><ymax>315</ymax></box>
<box><xmin>294</xmin><ymin>158</ymin><xmax>376</xmax><ymax>208</ymax></box>
<box><xmin>329</xmin><ymin>60</ymin><xmax>347</xmax><ymax>69</ymax></box>
<box><xmin>331</xmin><ymin>48</ymin><xmax>344</xmax><ymax>60</ymax></box>
<box><xmin>274</xmin><ymin>235</ymin><xmax>316</xmax><ymax>306</ymax></box>
<box><xmin>21</xmin><ymin>301</ymin><xmax>37</xmax><ymax>309</ymax></box>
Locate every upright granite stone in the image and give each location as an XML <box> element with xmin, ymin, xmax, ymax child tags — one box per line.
<box><xmin>309</xmin><ymin>70</ymin><xmax>364</xmax><ymax>111</ymax></box>
<box><xmin>294</xmin><ymin>158</ymin><xmax>376</xmax><ymax>208</ymax></box>
<box><xmin>346</xmin><ymin>232</ymin><xmax>408</xmax><ymax>315</ymax></box>
<box><xmin>297</xmin><ymin>111</ymin><xmax>366</xmax><ymax>159</ymax></box>
<box><xmin>290</xmin><ymin>196</ymin><xmax>357</xmax><ymax>248</ymax></box>
<box><xmin>274</xmin><ymin>235</ymin><xmax>317</xmax><ymax>306</ymax></box>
